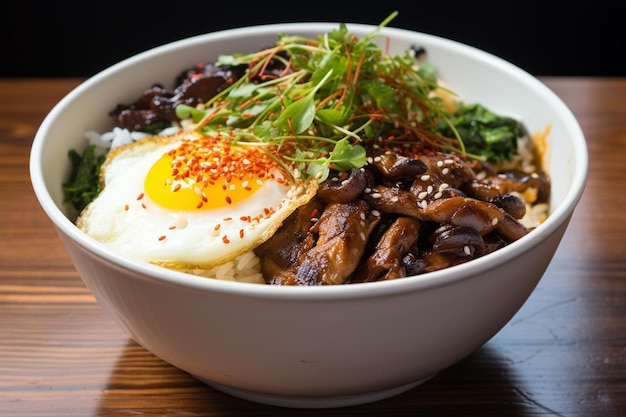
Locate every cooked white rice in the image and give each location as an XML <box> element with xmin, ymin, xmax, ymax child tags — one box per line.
<box><xmin>184</xmin><ymin>251</ymin><xmax>265</xmax><ymax>284</ymax></box>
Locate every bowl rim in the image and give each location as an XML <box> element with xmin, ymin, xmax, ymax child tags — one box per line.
<box><xmin>29</xmin><ymin>22</ymin><xmax>589</xmax><ymax>300</ymax></box>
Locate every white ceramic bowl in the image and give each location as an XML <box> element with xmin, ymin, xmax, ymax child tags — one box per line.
<box><xmin>30</xmin><ymin>23</ymin><xmax>588</xmax><ymax>408</ymax></box>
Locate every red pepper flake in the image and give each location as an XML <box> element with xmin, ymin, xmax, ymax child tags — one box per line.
<box><xmin>141</xmin><ymin>203</ymin><xmax>147</xmax><ymax>209</ymax></box>
<box><xmin>225</xmin><ymin>196</ymin><xmax>232</xmax><ymax>204</ymax></box>
<box><xmin>124</xmin><ymin>204</ymin><xmax>129</xmax><ymax>211</ymax></box>
<box><xmin>161</xmin><ymin>135</ymin><xmax>295</xmax><ymax>210</ymax></box>
<box><xmin>222</xmin><ymin>235</ymin><xmax>230</xmax><ymax>244</ymax></box>
<box><xmin>214</xmin><ymin>224</ymin><xmax>221</xmax><ymax>231</ymax></box>
<box><xmin>169</xmin><ymin>226</ymin><xmax>177</xmax><ymax>230</ymax></box>
<box><xmin>158</xmin><ymin>235</ymin><xmax>167</xmax><ymax>241</ymax></box>
<box><xmin>137</xmin><ymin>193</ymin><xmax>144</xmax><ymax>200</ymax></box>
<box><xmin>239</xmin><ymin>229</ymin><xmax>244</xmax><ymax>239</ymax></box>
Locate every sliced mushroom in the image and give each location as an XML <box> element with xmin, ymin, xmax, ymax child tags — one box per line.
<box><xmin>317</xmin><ymin>168</ymin><xmax>367</xmax><ymax>204</ymax></box>
<box><xmin>369</xmin><ymin>152</ymin><xmax>428</xmax><ymax>181</ymax></box>
<box><xmin>463</xmin><ymin>171</ymin><xmax>551</xmax><ymax>204</ymax></box>
<box><xmin>495</xmin><ymin>212</ymin><xmax>530</xmax><ymax>242</ymax></box>
<box><xmin>351</xmin><ymin>216</ymin><xmax>421</xmax><ymax>283</ymax></box>
<box><xmin>431</xmin><ymin>224</ymin><xmax>486</xmax><ymax>256</ymax></box>
<box><xmin>419</xmin><ymin>153</ymin><xmax>477</xmax><ymax>187</ymax></box>
<box><xmin>489</xmin><ymin>194</ymin><xmax>527</xmax><ymax>219</ymax></box>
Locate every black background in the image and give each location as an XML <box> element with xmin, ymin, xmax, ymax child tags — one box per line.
<box><xmin>2</xmin><ymin>1</ymin><xmax>624</xmax><ymax>78</ymax></box>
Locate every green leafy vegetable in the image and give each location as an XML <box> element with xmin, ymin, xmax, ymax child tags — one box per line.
<box><xmin>62</xmin><ymin>145</ymin><xmax>106</xmax><ymax>211</ymax></box>
<box><xmin>437</xmin><ymin>104</ymin><xmax>525</xmax><ymax>164</ymax></box>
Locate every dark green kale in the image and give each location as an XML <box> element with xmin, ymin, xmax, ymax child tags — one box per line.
<box><xmin>62</xmin><ymin>145</ymin><xmax>107</xmax><ymax>211</ymax></box>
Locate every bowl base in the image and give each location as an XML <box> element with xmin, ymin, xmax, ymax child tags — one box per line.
<box><xmin>195</xmin><ymin>375</ymin><xmax>435</xmax><ymax>408</ymax></box>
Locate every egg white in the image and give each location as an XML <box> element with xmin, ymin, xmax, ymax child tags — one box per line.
<box><xmin>77</xmin><ymin>134</ymin><xmax>317</xmax><ymax>270</ymax></box>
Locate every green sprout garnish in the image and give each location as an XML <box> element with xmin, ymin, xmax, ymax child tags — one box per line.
<box><xmin>175</xmin><ymin>10</ymin><xmax>463</xmax><ymax>182</ymax></box>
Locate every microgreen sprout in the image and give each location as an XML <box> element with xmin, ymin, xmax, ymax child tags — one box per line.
<box><xmin>176</xmin><ymin>11</ymin><xmax>468</xmax><ymax>182</ymax></box>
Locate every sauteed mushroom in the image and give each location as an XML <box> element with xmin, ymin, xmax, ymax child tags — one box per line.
<box><xmin>317</xmin><ymin>168</ymin><xmax>368</xmax><ymax>204</ymax></box>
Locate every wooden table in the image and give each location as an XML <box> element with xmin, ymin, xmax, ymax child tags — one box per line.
<box><xmin>1</xmin><ymin>77</ymin><xmax>625</xmax><ymax>416</ymax></box>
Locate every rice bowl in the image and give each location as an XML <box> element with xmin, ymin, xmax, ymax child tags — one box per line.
<box><xmin>63</xmin><ymin>18</ymin><xmax>553</xmax><ymax>286</ymax></box>
<box><xmin>30</xmin><ymin>21</ymin><xmax>588</xmax><ymax>408</ymax></box>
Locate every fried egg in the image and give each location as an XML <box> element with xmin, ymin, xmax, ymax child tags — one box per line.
<box><xmin>76</xmin><ymin>133</ymin><xmax>317</xmax><ymax>270</ymax></box>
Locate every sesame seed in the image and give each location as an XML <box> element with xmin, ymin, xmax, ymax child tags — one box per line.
<box><xmin>371</xmin><ymin>192</ymin><xmax>382</xmax><ymax>199</ymax></box>
<box><xmin>418</xmin><ymin>191</ymin><xmax>428</xmax><ymax>199</ymax></box>
<box><xmin>420</xmin><ymin>174</ymin><xmax>430</xmax><ymax>181</ymax></box>
<box><xmin>464</xmin><ymin>245</ymin><xmax>471</xmax><ymax>255</ymax></box>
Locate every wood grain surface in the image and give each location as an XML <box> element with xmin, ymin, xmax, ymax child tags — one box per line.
<box><xmin>1</xmin><ymin>77</ymin><xmax>625</xmax><ymax>416</ymax></box>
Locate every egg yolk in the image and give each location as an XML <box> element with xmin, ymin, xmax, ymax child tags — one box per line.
<box><xmin>144</xmin><ymin>137</ymin><xmax>285</xmax><ymax>211</ymax></box>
